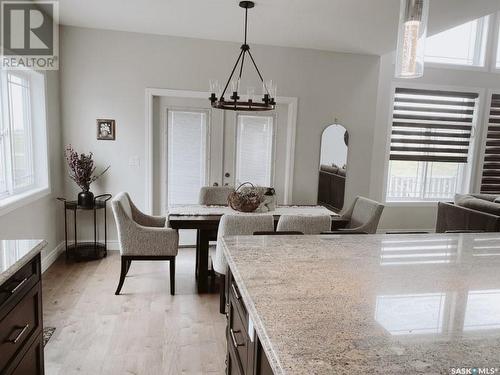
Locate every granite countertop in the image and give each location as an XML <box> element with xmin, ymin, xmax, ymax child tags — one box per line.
<box><xmin>222</xmin><ymin>233</ymin><xmax>500</xmax><ymax>375</ymax></box>
<box><xmin>0</xmin><ymin>240</ymin><xmax>47</xmax><ymax>285</ymax></box>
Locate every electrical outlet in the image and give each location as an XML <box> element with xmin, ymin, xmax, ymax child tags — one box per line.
<box><xmin>129</xmin><ymin>156</ymin><xmax>140</xmax><ymax>167</ymax></box>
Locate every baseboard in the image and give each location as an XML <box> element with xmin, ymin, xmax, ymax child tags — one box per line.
<box><xmin>64</xmin><ymin>240</ymin><xmax>121</xmax><ymax>251</ymax></box>
<box><xmin>40</xmin><ymin>239</ymin><xmax>203</xmax><ymax>273</ymax></box>
<box><xmin>41</xmin><ymin>240</ymin><xmax>122</xmax><ymax>273</ymax></box>
<box><xmin>41</xmin><ymin>241</ymin><xmax>65</xmax><ymax>273</ymax></box>
<box><xmin>376</xmin><ymin>228</ymin><xmax>435</xmax><ymax>234</ymax></box>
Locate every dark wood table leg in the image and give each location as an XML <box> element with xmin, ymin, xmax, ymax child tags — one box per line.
<box><xmin>197</xmin><ymin>229</ymin><xmax>210</xmax><ymax>293</ymax></box>
<box><xmin>195</xmin><ymin>230</ymin><xmax>200</xmax><ymax>280</ymax></box>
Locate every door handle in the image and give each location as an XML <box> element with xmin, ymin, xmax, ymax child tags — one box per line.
<box><xmin>213</xmin><ymin>182</ymin><xmax>219</xmax><ymax>186</ymax></box>
<box><xmin>11</xmin><ymin>278</ymin><xmax>28</xmax><ymax>294</ymax></box>
<box><xmin>225</xmin><ymin>172</ymin><xmax>231</xmax><ymax>178</ymax></box>
<box><xmin>7</xmin><ymin>324</ymin><xmax>30</xmax><ymax>344</ymax></box>
<box><xmin>231</xmin><ymin>283</ymin><xmax>241</xmax><ymax>300</ymax></box>
<box><xmin>230</xmin><ymin>328</ymin><xmax>244</xmax><ymax>347</ymax></box>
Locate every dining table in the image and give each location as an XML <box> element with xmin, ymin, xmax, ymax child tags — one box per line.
<box><xmin>168</xmin><ymin>205</ymin><xmax>338</xmax><ymax>293</ymax></box>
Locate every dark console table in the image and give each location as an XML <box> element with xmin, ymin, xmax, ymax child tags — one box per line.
<box><xmin>57</xmin><ymin>194</ymin><xmax>112</xmax><ymax>261</ymax></box>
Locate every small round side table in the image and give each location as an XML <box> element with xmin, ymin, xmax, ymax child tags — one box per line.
<box><xmin>57</xmin><ymin>194</ymin><xmax>112</xmax><ymax>261</ymax></box>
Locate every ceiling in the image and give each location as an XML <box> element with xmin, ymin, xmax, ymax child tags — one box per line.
<box><xmin>57</xmin><ymin>0</ymin><xmax>500</xmax><ymax>55</ymax></box>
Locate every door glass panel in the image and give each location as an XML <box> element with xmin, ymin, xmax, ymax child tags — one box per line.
<box><xmin>235</xmin><ymin>115</ymin><xmax>274</xmax><ymax>187</ymax></box>
<box><xmin>167</xmin><ymin>110</ymin><xmax>208</xmax><ymax>207</ymax></box>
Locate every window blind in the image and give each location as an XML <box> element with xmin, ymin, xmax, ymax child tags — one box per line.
<box><xmin>167</xmin><ymin>110</ymin><xmax>208</xmax><ymax>207</ymax></box>
<box><xmin>235</xmin><ymin>115</ymin><xmax>274</xmax><ymax>187</ymax></box>
<box><xmin>390</xmin><ymin>87</ymin><xmax>478</xmax><ymax>163</ymax></box>
<box><xmin>480</xmin><ymin>93</ymin><xmax>500</xmax><ymax>194</ymax></box>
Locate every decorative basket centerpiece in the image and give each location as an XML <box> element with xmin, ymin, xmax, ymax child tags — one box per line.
<box><xmin>228</xmin><ymin>182</ymin><xmax>264</xmax><ymax>213</ymax></box>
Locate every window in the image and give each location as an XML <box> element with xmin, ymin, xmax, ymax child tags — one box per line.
<box><xmin>167</xmin><ymin>110</ymin><xmax>208</xmax><ymax>207</ymax></box>
<box><xmin>425</xmin><ymin>16</ymin><xmax>489</xmax><ymax>67</ymax></box>
<box><xmin>0</xmin><ymin>70</ymin><xmax>48</xmax><ymax>208</ymax></box>
<box><xmin>386</xmin><ymin>87</ymin><xmax>479</xmax><ymax>202</ymax></box>
<box><xmin>464</xmin><ymin>290</ymin><xmax>500</xmax><ymax>331</ymax></box>
<box><xmin>480</xmin><ymin>93</ymin><xmax>500</xmax><ymax>194</ymax></box>
<box><xmin>235</xmin><ymin>115</ymin><xmax>274</xmax><ymax>187</ymax></box>
<box><xmin>375</xmin><ymin>293</ymin><xmax>446</xmax><ymax>335</ymax></box>
<box><xmin>496</xmin><ymin>19</ymin><xmax>500</xmax><ymax>69</ymax></box>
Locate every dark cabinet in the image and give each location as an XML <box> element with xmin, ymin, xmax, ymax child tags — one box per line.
<box><xmin>318</xmin><ymin>169</ymin><xmax>345</xmax><ymax>211</ymax></box>
<box><xmin>226</xmin><ymin>269</ymin><xmax>273</xmax><ymax>375</ymax></box>
<box><xmin>0</xmin><ymin>254</ymin><xmax>44</xmax><ymax>375</ymax></box>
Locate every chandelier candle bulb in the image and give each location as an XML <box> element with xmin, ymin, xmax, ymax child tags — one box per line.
<box><xmin>208</xmin><ymin>1</ymin><xmax>276</xmax><ymax>111</ymax></box>
<box><xmin>247</xmin><ymin>87</ymin><xmax>255</xmax><ymax>103</ymax></box>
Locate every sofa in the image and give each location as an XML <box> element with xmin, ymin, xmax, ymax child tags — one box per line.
<box><xmin>318</xmin><ymin>164</ymin><xmax>346</xmax><ymax>211</ymax></box>
<box><xmin>436</xmin><ymin>194</ymin><xmax>500</xmax><ymax>232</ymax></box>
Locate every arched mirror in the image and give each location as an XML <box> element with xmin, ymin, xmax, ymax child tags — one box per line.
<box><xmin>317</xmin><ymin>124</ymin><xmax>348</xmax><ymax>212</ymax></box>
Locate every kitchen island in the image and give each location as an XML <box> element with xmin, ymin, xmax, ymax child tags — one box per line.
<box><xmin>221</xmin><ymin>233</ymin><xmax>500</xmax><ymax>374</ymax></box>
<box><xmin>0</xmin><ymin>240</ymin><xmax>46</xmax><ymax>375</ymax></box>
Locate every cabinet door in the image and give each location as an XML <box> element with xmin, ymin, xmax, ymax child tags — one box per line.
<box><xmin>227</xmin><ymin>344</ymin><xmax>243</xmax><ymax>375</ymax></box>
<box><xmin>255</xmin><ymin>339</ymin><xmax>274</xmax><ymax>375</ymax></box>
<box><xmin>0</xmin><ymin>283</ymin><xmax>42</xmax><ymax>373</ymax></box>
<box><xmin>10</xmin><ymin>333</ymin><xmax>44</xmax><ymax>375</ymax></box>
<box><xmin>228</xmin><ymin>297</ymin><xmax>248</xmax><ymax>373</ymax></box>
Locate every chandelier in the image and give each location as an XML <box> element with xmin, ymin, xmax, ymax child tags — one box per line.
<box><xmin>209</xmin><ymin>1</ymin><xmax>276</xmax><ymax>111</ymax></box>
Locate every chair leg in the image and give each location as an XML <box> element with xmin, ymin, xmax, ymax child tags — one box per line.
<box><xmin>115</xmin><ymin>257</ymin><xmax>127</xmax><ymax>295</ymax></box>
<box><xmin>219</xmin><ymin>274</ymin><xmax>226</xmax><ymax>314</ymax></box>
<box><xmin>170</xmin><ymin>258</ymin><xmax>176</xmax><ymax>295</ymax></box>
<box><xmin>125</xmin><ymin>259</ymin><xmax>132</xmax><ymax>276</ymax></box>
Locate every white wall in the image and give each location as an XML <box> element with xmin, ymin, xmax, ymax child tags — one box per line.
<box><xmin>0</xmin><ymin>71</ymin><xmax>64</xmax><ymax>266</ymax></box>
<box><xmin>370</xmin><ymin>52</ymin><xmax>500</xmax><ymax>230</ymax></box>
<box><xmin>60</xmin><ymin>26</ymin><xmax>380</xmax><ymax>240</ymax></box>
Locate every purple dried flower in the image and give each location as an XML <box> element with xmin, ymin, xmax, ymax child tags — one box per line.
<box><xmin>65</xmin><ymin>145</ymin><xmax>109</xmax><ymax>191</ymax></box>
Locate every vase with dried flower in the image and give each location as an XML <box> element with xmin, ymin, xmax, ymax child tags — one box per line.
<box><xmin>65</xmin><ymin>145</ymin><xmax>110</xmax><ymax>208</ymax></box>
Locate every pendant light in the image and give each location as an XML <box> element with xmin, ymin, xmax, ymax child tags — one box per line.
<box><xmin>395</xmin><ymin>0</ymin><xmax>429</xmax><ymax>79</ymax></box>
<box><xmin>209</xmin><ymin>1</ymin><xmax>276</xmax><ymax>111</ymax></box>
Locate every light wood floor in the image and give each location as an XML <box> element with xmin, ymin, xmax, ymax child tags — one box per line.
<box><xmin>42</xmin><ymin>248</ymin><xmax>226</xmax><ymax>375</ymax></box>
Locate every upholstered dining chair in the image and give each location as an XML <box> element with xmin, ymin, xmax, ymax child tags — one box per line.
<box><xmin>111</xmin><ymin>192</ymin><xmax>179</xmax><ymax>295</ymax></box>
<box><xmin>211</xmin><ymin>214</ymin><xmax>274</xmax><ymax>313</ymax></box>
<box><xmin>198</xmin><ymin>186</ymin><xmax>235</xmax><ymax>206</ymax></box>
<box><xmin>195</xmin><ymin>186</ymin><xmax>236</xmax><ymax>277</ymax></box>
<box><xmin>276</xmin><ymin>215</ymin><xmax>332</xmax><ymax>234</ymax></box>
<box><xmin>332</xmin><ymin>196</ymin><xmax>384</xmax><ymax>234</ymax></box>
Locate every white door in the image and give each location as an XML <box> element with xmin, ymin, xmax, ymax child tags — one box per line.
<box><xmin>222</xmin><ymin>104</ymin><xmax>289</xmax><ymax>203</ymax></box>
<box><xmin>158</xmin><ymin>98</ymin><xmax>290</xmax><ymax>244</ymax></box>
<box><xmin>157</xmin><ymin>96</ymin><xmax>224</xmax><ymax>212</ymax></box>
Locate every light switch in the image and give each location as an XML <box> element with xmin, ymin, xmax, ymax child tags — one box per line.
<box><xmin>129</xmin><ymin>156</ymin><xmax>140</xmax><ymax>167</ymax></box>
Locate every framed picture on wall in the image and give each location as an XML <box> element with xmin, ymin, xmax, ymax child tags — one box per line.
<box><xmin>96</xmin><ymin>119</ymin><xmax>116</xmax><ymax>140</ymax></box>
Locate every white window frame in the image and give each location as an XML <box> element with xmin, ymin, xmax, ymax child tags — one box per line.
<box><xmin>162</xmin><ymin>106</ymin><xmax>211</xmax><ymax>211</ymax></box>
<box><xmin>233</xmin><ymin>112</ymin><xmax>277</xmax><ymax>188</ymax></box>
<box><xmin>424</xmin><ymin>14</ymin><xmax>493</xmax><ymax>72</ymax></box>
<box><xmin>382</xmin><ymin>82</ymin><xmax>486</xmax><ymax>206</ymax></box>
<box><xmin>493</xmin><ymin>12</ymin><xmax>500</xmax><ymax>73</ymax></box>
<box><xmin>0</xmin><ymin>70</ymin><xmax>50</xmax><ymax>217</ymax></box>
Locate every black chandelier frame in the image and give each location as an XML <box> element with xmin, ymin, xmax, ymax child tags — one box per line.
<box><xmin>209</xmin><ymin>1</ymin><xmax>276</xmax><ymax>111</ymax></box>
